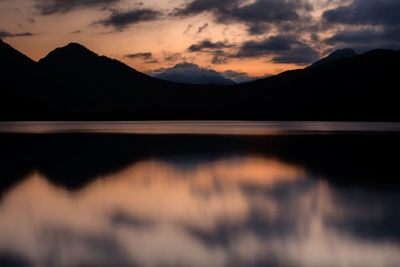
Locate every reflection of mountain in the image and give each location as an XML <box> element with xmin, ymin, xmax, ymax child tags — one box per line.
<box><xmin>1</xmin><ymin>157</ymin><xmax>400</xmax><ymax>267</ymax></box>
<box><xmin>1</xmin><ymin>40</ymin><xmax>400</xmax><ymax>120</ymax></box>
<box><xmin>1</xmin><ymin>133</ymin><xmax>400</xmax><ymax>195</ymax></box>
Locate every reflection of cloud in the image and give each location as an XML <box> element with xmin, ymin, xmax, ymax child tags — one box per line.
<box><xmin>117</xmin><ymin>225</ymin><xmax>227</xmax><ymax>267</ymax></box>
<box><xmin>0</xmin><ymin>157</ymin><xmax>399</xmax><ymax>267</ymax></box>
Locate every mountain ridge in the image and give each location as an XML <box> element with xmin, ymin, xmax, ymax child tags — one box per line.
<box><xmin>308</xmin><ymin>48</ymin><xmax>357</xmax><ymax>68</ymax></box>
<box><xmin>1</xmin><ymin>40</ymin><xmax>399</xmax><ymax>121</ymax></box>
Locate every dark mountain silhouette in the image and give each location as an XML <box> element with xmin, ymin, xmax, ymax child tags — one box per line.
<box><xmin>237</xmin><ymin>49</ymin><xmax>400</xmax><ymax>121</ymax></box>
<box><xmin>0</xmin><ymin>39</ymin><xmax>35</xmax><ymax>68</ymax></box>
<box><xmin>0</xmin><ymin>39</ymin><xmax>54</xmax><ymax>119</ymax></box>
<box><xmin>38</xmin><ymin>42</ymin><xmax>157</xmax><ymax>83</ymax></box>
<box><xmin>308</xmin><ymin>48</ymin><xmax>357</xmax><ymax>68</ymax></box>
<box><xmin>153</xmin><ymin>62</ymin><xmax>235</xmax><ymax>85</ymax></box>
<box><xmin>1</xmin><ymin>39</ymin><xmax>399</xmax><ymax>120</ymax></box>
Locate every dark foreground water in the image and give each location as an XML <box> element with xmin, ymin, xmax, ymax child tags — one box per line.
<box><xmin>1</xmin><ymin>122</ymin><xmax>400</xmax><ymax>267</ymax></box>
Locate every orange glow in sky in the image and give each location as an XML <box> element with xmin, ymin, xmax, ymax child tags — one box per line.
<box><xmin>0</xmin><ymin>0</ymin><xmax>395</xmax><ymax>78</ymax></box>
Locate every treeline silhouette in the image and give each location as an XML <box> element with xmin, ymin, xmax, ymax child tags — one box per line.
<box><xmin>1</xmin><ymin>39</ymin><xmax>399</xmax><ymax>120</ymax></box>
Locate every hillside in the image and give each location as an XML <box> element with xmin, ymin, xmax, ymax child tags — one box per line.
<box><xmin>1</xmin><ymin>40</ymin><xmax>399</xmax><ymax>121</ymax></box>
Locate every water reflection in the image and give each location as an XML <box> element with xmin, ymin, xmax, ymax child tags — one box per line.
<box><xmin>1</xmin><ymin>154</ymin><xmax>400</xmax><ymax>267</ymax></box>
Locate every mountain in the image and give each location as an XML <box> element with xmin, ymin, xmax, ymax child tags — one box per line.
<box><xmin>1</xmin><ymin>40</ymin><xmax>400</xmax><ymax>121</ymax></box>
<box><xmin>38</xmin><ymin>43</ymin><xmax>156</xmax><ymax>83</ymax></box>
<box><xmin>2</xmin><ymin>42</ymin><xmax>221</xmax><ymax>120</ymax></box>
<box><xmin>0</xmin><ymin>39</ymin><xmax>54</xmax><ymax>119</ymax></box>
<box><xmin>239</xmin><ymin>49</ymin><xmax>400</xmax><ymax>120</ymax></box>
<box><xmin>34</xmin><ymin>43</ymin><xmax>199</xmax><ymax>118</ymax></box>
<box><xmin>0</xmin><ymin>39</ymin><xmax>35</xmax><ymax>69</ymax></box>
<box><xmin>153</xmin><ymin>63</ymin><xmax>235</xmax><ymax>85</ymax></box>
<box><xmin>0</xmin><ymin>38</ymin><xmax>36</xmax><ymax>87</ymax></box>
<box><xmin>308</xmin><ymin>48</ymin><xmax>357</xmax><ymax>68</ymax></box>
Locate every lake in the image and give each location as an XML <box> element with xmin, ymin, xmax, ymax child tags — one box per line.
<box><xmin>1</xmin><ymin>121</ymin><xmax>400</xmax><ymax>267</ymax></box>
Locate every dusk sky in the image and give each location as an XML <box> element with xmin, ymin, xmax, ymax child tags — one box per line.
<box><xmin>1</xmin><ymin>0</ymin><xmax>400</xmax><ymax>79</ymax></box>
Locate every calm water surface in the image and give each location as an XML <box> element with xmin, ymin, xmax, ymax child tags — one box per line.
<box><xmin>0</xmin><ymin>122</ymin><xmax>400</xmax><ymax>267</ymax></box>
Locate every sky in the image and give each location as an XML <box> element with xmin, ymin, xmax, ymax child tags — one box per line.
<box><xmin>1</xmin><ymin>0</ymin><xmax>400</xmax><ymax>79</ymax></box>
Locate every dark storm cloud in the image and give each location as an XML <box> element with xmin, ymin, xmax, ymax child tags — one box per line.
<box><xmin>271</xmin><ymin>46</ymin><xmax>319</xmax><ymax>64</ymax></box>
<box><xmin>247</xmin><ymin>24</ymin><xmax>271</xmax><ymax>35</ymax></box>
<box><xmin>325</xmin><ymin>27</ymin><xmax>400</xmax><ymax>51</ymax></box>
<box><xmin>323</xmin><ymin>0</ymin><xmax>400</xmax><ymax>26</ymax></box>
<box><xmin>97</xmin><ymin>8</ymin><xmax>161</xmax><ymax>30</ymax></box>
<box><xmin>325</xmin><ymin>29</ymin><xmax>381</xmax><ymax>45</ymax></box>
<box><xmin>0</xmin><ymin>30</ymin><xmax>34</xmax><ymax>38</ymax></box>
<box><xmin>235</xmin><ymin>35</ymin><xmax>299</xmax><ymax>57</ymax></box>
<box><xmin>322</xmin><ymin>0</ymin><xmax>400</xmax><ymax>50</ymax></box>
<box><xmin>174</xmin><ymin>0</ymin><xmax>240</xmax><ymax>17</ymax></box>
<box><xmin>188</xmin><ymin>39</ymin><xmax>234</xmax><ymax>52</ymax></box>
<box><xmin>227</xmin><ymin>0</ymin><xmax>313</xmax><ymax>24</ymax></box>
<box><xmin>175</xmin><ymin>0</ymin><xmax>313</xmax><ymax>35</ymax></box>
<box><xmin>234</xmin><ymin>34</ymin><xmax>319</xmax><ymax>64</ymax></box>
<box><xmin>35</xmin><ymin>0</ymin><xmax>119</xmax><ymax>15</ymax></box>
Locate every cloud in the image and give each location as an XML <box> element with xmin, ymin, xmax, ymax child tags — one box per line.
<box><xmin>183</xmin><ymin>24</ymin><xmax>193</xmax><ymax>34</ymax></box>
<box><xmin>325</xmin><ymin>29</ymin><xmax>382</xmax><ymax>45</ymax></box>
<box><xmin>35</xmin><ymin>0</ymin><xmax>119</xmax><ymax>15</ymax></box>
<box><xmin>174</xmin><ymin>0</ymin><xmax>241</xmax><ymax>17</ymax></box>
<box><xmin>125</xmin><ymin>52</ymin><xmax>159</xmax><ymax>63</ymax></box>
<box><xmin>271</xmin><ymin>46</ymin><xmax>319</xmax><ymax>64</ymax></box>
<box><xmin>323</xmin><ymin>0</ymin><xmax>400</xmax><ymax>26</ymax></box>
<box><xmin>187</xmin><ymin>39</ymin><xmax>233</xmax><ymax>64</ymax></box>
<box><xmin>188</xmin><ymin>39</ymin><xmax>234</xmax><ymax>52</ymax></box>
<box><xmin>221</xmin><ymin>70</ymin><xmax>254</xmax><ymax>83</ymax></box>
<box><xmin>125</xmin><ymin>52</ymin><xmax>153</xmax><ymax>59</ymax></box>
<box><xmin>234</xmin><ymin>34</ymin><xmax>319</xmax><ymax>64</ymax></box>
<box><xmin>211</xmin><ymin>56</ymin><xmax>228</xmax><ymax>65</ymax></box>
<box><xmin>27</xmin><ymin>17</ymin><xmax>36</xmax><ymax>24</ymax></box>
<box><xmin>226</xmin><ymin>0</ymin><xmax>313</xmax><ymax>24</ymax></box>
<box><xmin>186</xmin><ymin>35</ymin><xmax>318</xmax><ymax>65</ymax></box>
<box><xmin>0</xmin><ymin>30</ymin><xmax>34</xmax><ymax>39</ymax></box>
<box><xmin>197</xmin><ymin>23</ymin><xmax>209</xmax><ymax>33</ymax></box>
<box><xmin>247</xmin><ymin>24</ymin><xmax>271</xmax><ymax>35</ymax></box>
<box><xmin>322</xmin><ymin>0</ymin><xmax>400</xmax><ymax>50</ymax></box>
<box><xmin>96</xmin><ymin>8</ymin><xmax>161</xmax><ymax>30</ymax></box>
<box><xmin>221</xmin><ymin>70</ymin><xmax>271</xmax><ymax>83</ymax></box>
<box><xmin>235</xmin><ymin>35</ymin><xmax>298</xmax><ymax>57</ymax></box>
<box><xmin>324</xmin><ymin>27</ymin><xmax>400</xmax><ymax>51</ymax></box>
<box><xmin>163</xmin><ymin>52</ymin><xmax>182</xmax><ymax>62</ymax></box>
<box><xmin>174</xmin><ymin>0</ymin><xmax>313</xmax><ymax>35</ymax></box>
